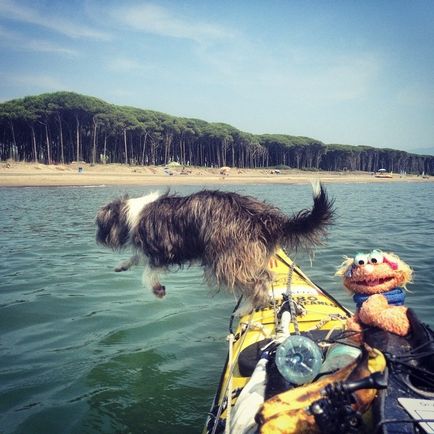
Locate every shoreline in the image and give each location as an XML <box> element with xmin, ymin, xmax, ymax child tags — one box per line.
<box><xmin>0</xmin><ymin>162</ymin><xmax>431</xmax><ymax>187</ymax></box>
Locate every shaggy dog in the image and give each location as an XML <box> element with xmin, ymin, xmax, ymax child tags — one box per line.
<box><xmin>95</xmin><ymin>183</ymin><xmax>333</xmax><ymax>307</ymax></box>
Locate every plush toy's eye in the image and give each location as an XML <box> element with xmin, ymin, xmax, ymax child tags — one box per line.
<box><xmin>354</xmin><ymin>253</ymin><xmax>368</xmax><ymax>266</ymax></box>
<box><xmin>368</xmin><ymin>251</ymin><xmax>384</xmax><ymax>264</ymax></box>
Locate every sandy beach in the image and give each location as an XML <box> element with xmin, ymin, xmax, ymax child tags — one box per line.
<box><xmin>0</xmin><ymin>161</ymin><xmax>431</xmax><ymax>187</ymax></box>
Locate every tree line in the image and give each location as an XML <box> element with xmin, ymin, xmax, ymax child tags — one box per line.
<box><xmin>0</xmin><ymin>91</ymin><xmax>432</xmax><ymax>174</ymax></box>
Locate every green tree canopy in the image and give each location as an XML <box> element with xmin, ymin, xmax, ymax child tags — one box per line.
<box><xmin>0</xmin><ymin>91</ymin><xmax>432</xmax><ymax>174</ymax></box>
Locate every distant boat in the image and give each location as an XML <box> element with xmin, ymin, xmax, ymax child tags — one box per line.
<box><xmin>375</xmin><ymin>168</ymin><xmax>393</xmax><ymax>178</ymax></box>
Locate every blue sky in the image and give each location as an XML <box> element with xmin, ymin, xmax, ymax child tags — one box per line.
<box><xmin>0</xmin><ymin>0</ymin><xmax>433</xmax><ymax>153</ymax></box>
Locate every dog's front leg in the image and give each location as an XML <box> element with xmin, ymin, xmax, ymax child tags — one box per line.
<box><xmin>142</xmin><ymin>265</ymin><xmax>166</xmax><ymax>298</ymax></box>
<box><xmin>114</xmin><ymin>254</ymin><xmax>140</xmax><ymax>272</ymax></box>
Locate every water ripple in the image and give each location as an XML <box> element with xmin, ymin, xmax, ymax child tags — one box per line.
<box><xmin>0</xmin><ymin>183</ymin><xmax>433</xmax><ymax>433</ymax></box>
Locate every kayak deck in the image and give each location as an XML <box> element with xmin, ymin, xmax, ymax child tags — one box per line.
<box><xmin>204</xmin><ymin>249</ymin><xmax>354</xmax><ymax>433</ymax></box>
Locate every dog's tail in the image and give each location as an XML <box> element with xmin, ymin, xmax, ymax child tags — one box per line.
<box><xmin>283</xmin><ymin>180</ymin><xmax>334</xmax><ymax>250</ymax></box>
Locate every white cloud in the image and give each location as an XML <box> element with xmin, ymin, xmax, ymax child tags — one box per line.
<box><xmin>111</xmin><ymin>3</ymin><xmax>232</xmax><ymax>43</ymax></box>
<box><xmin>197</xmin><ymin>40</ymin><xmax>383</xmax><ymax>105</ymax></box>
<box><xmin>0</xmin><ymin>0</ymin><xmax>110</xmax><ymax>40</ymax></box>
<box><xmin>0</xmin><ymin>25</ymin><xmax>78</xmax><ymax>56</ymax></box>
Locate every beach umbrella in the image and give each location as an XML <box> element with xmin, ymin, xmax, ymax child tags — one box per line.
<box><xmin>220</xmin><ymin>166</ymin><xmax>231</xmax><ymax>175</ymax></box>
<box><xmin>167</xmin><ymin>161</ymin><xmax>181</xmax><ymax>168</ymax></box>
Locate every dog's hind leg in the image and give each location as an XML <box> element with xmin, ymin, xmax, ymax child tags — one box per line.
<box><xmin>114</xmin><ymin>254</ymin><xmax>140</xmax><ymax>272</ymax></box>
<box><xmin>142</xmin><ymin>264</ymin><xmax>166</xmax><ymax>299</ymax></box>
<box><xmin>244</xmin><ymin>269</ymin><xmax>274</xmax><ymax>307</ymax></box>
<box><xmin>228</xmin><ymin>270</ymin><xmax>272</xmax><ymax>315</ymax></box>
<box><xmin>207</xmin><ymin>244</ymin><xmax>273</xmax><ymax>308</ymax></box>
<box><xmin>233</xmin><ymin>273</ymin><xmax>272</xmax><ymax>316</ymax></box>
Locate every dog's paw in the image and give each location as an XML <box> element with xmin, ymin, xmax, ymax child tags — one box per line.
<box><xmin>114</xmin><ymin>262</ymin><xmax>129</xmax><ymax>272</ymax></box>
<box><xmin>114</xmin><ymin>255</ymin><xmax>140</xmax><ymax>272</ymax></box>
<box><xmin>152</xmin><ymin>284</ymin><xmax>166</xmax><ymax>299</ymax></box>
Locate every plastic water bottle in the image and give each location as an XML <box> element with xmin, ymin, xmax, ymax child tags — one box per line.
<box><xmin>319</xmin><ymin>343</ymin><xmax>361</xmax><ymax>374</ymax></box>
<box><xmin>275</xmin><ymin>335</ymin><xmax>323</xmax><ymax>385</ymax></box>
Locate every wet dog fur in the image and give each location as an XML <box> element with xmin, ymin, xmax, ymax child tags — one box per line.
<box><xmin>95</xmin><ymin>183</ymin><xmax>334</xmax><ymax>307</ymax></box>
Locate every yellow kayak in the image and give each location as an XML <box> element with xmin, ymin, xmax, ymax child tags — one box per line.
<box><xmin>203</xmin><ymin>249</ymin><xmax>388</xmax><ymax>434</ymax></box>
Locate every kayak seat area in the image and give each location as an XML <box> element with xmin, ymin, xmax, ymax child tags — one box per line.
<box><xmin>407</xmin><ymin>308</ymin><xmax>434</xmax><ymax>375</ymax></box>
<box><xmin>238</xmin><ymin>338</ymin><xmax>273</xmax><ymax>377</ymax></box>
<box><xmin>365</xmin><ymin>309</ymin><xmax>434</xmax><ymax>396</ymax></box>
<box><xmin>367</xmin><ymin>311</ymin><xmax>434</xmax><ymax>432</ymax></box>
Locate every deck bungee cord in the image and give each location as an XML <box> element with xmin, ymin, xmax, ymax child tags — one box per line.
<box><xmin>210</xmin><ymin>256</ymin><xmax>301</xmax><ymax>434</ymax></box>
<box><xmin>284</xmin><ymin>258</ymin><xmax>299</xmax><ymax>335</ymax></box>
<box><xmin>229</xmin><ymin>256</ymin><xmax>304</xmax><ymax>433</ymax></box>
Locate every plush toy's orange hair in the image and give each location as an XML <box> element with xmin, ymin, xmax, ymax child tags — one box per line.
<box><xmin>336</xmin><ymin>250</ymin><xmax>413</xmax><ymax>292</ymax></box>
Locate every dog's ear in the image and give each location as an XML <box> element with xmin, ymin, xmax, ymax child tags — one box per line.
<box><xmin>96</xmin><ymin>198</ymin><xmax>129</xmax><ymax>250</ymax></box>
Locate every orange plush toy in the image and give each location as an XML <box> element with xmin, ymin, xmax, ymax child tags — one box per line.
<box><xmin>336</xmin><ymin>250</ymin><xmax>413</xmax><ymax>337</ymax></box>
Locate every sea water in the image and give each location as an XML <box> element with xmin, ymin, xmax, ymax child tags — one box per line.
<box><xmin>1</xmin><ymin>182</ymin><xmax>433</xmax><ymax>434</ymax></box>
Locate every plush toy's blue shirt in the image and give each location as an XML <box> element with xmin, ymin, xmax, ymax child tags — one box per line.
<box><xmin>353</xmin><ymin>287</ymin><xmax>406</xmax><ymax>309</ymax></box>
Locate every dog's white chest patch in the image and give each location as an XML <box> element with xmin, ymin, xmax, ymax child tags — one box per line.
<box><xmin>126</xmin><ymin>192</ymin><xmax>161</xmax><ymax>229</ymax></box>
